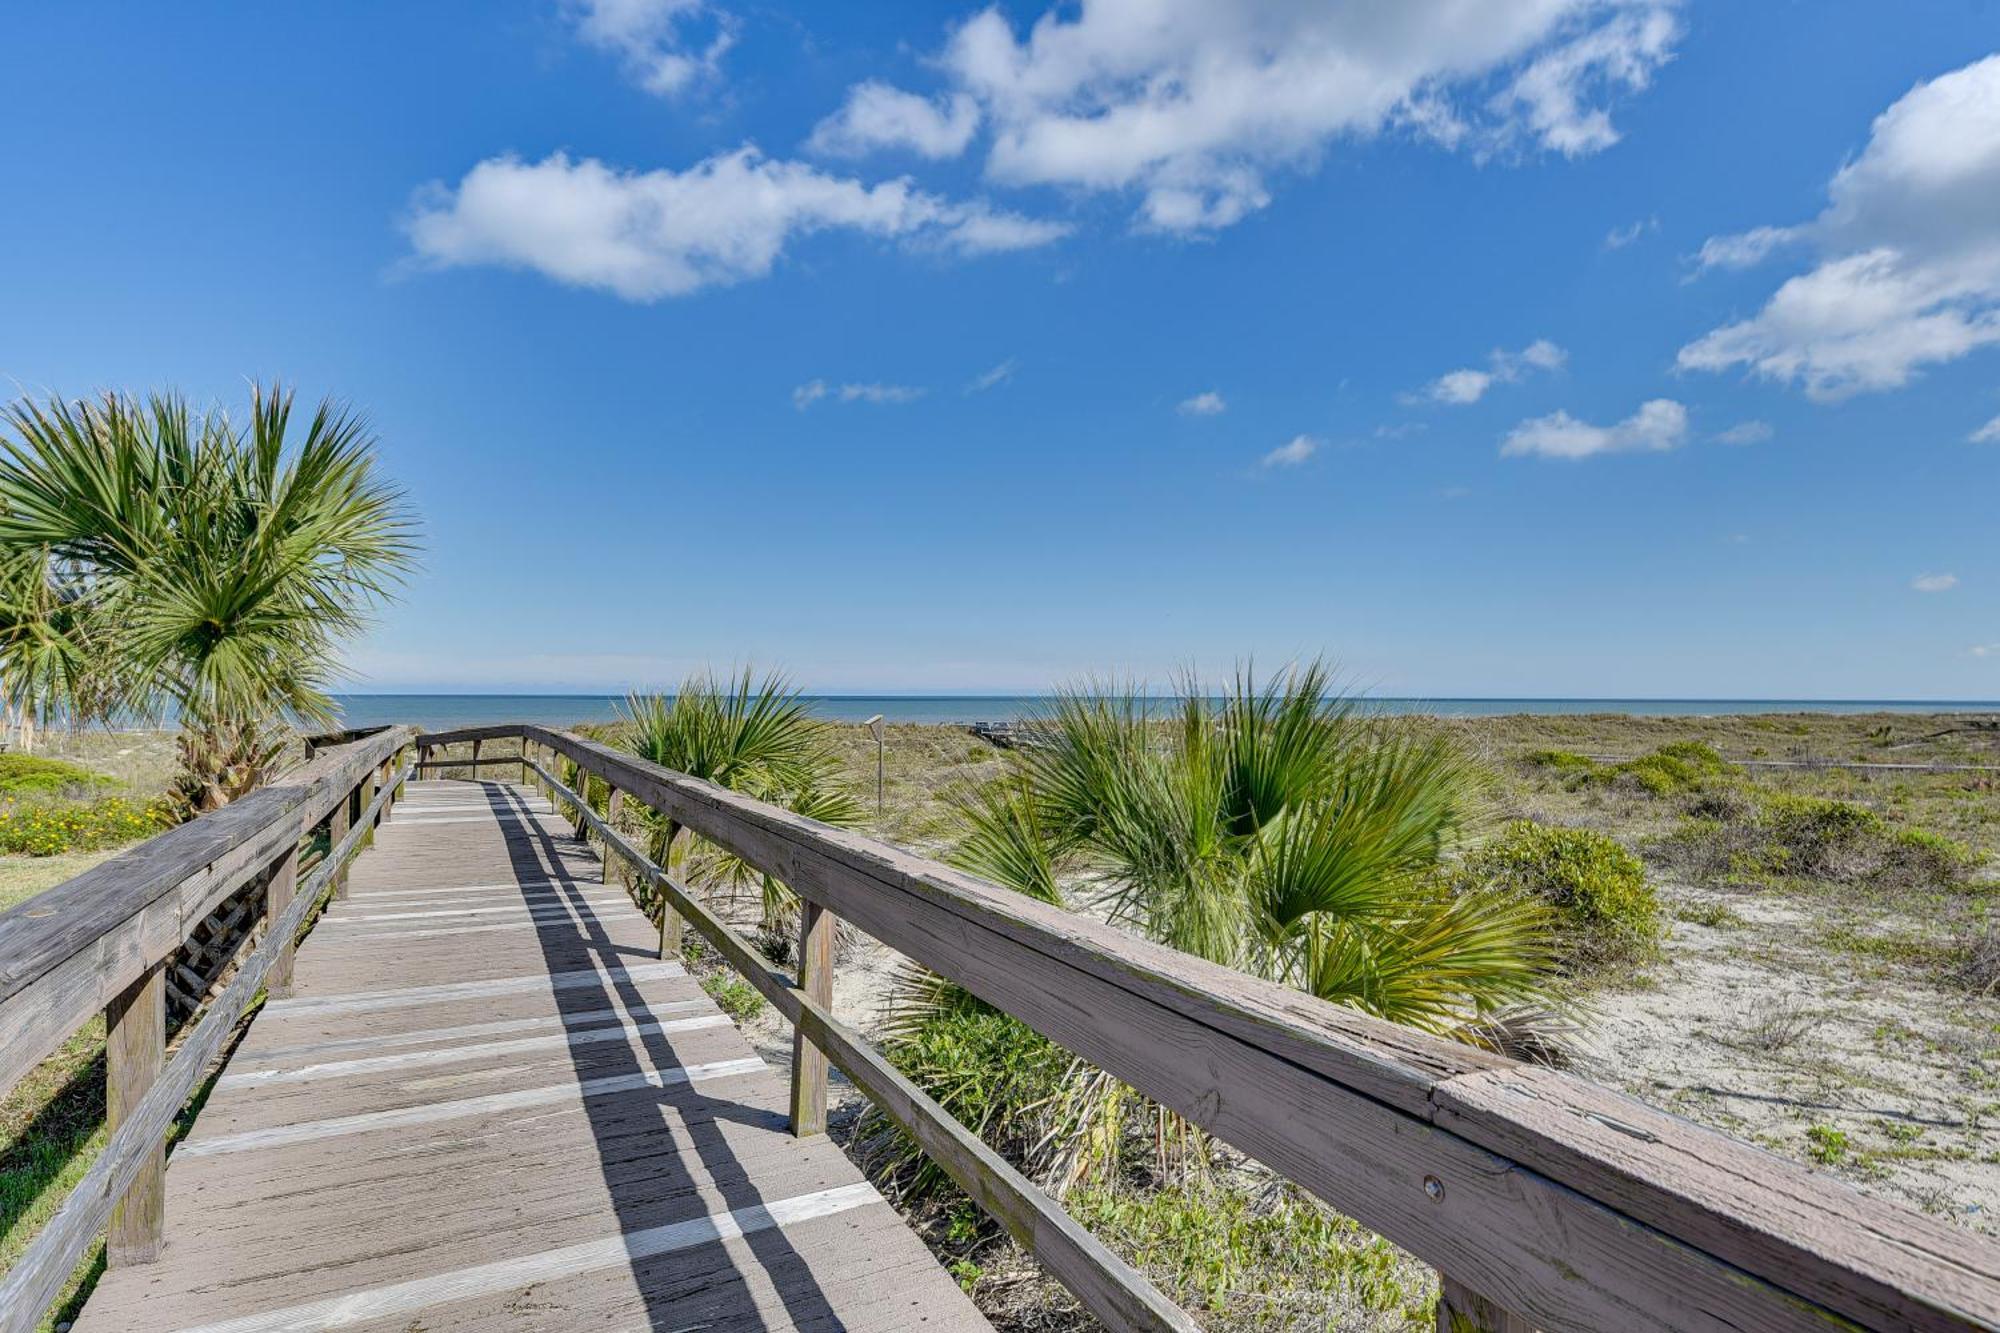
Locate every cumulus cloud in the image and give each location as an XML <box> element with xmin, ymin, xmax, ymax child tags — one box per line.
<box><xmin>810</xmin><ymin>83</ymin><xmax>982</xmax><ymax>159</ymax></box>
<box><xmin>1414</xmin><ymin>338</ymin><xmax>1566</xmax><ymax>404</ymax></box>
<box><xmin>1972</xmin><ymin>412</ymin><xmax>2000</xmax><ymax>443</ymax></box>
<box><xmin>1912</xmin><ymin>572</ymin><xmax>1959</xmax><ymax>593</ymax></box>
<box><xmin>794</xmin><ymin>379</ymin><xmax>924</xmax><ymax>409</ymax></box>
<box><xmin>1261</xmin><ymin>434</ymin><xmax>1319</xmax><ymax>468</ymax></box>
<box><xmin>1714</xmin><ymin>419</ymin><xmax>1773</xmax><ymax>445</ymax></box>
<box><xmin>1178</xmin><ymin>390</ymin><xmax>1227</xmax><ymax>416</ymax></box>
<box><xmin>568</xmin><ymin>0</ymin><xmax>735</xmax><ymax>96</ymax></box>
<box><xmin>821</xmin><ymin>1</ymin><xmax>1678</xmax><ymax>233</ymax></box>
<box><xmin>1500</xmin><ymin>398</ymin><xmax>1687</xmax><ymax>459</ymax></box>
<box><xmin>1679</xmin><ymin>55</ymin><xmax>2000</xmax><ymax>400</ymax></box>
<box><xmin>966</xmin><ymin>358</ymin><xmax>1018</xmax><ymax>392</ymax></box>
<box><xmin>404</xmin><ymin>149</ymin><xmax>1068</xmax><ymax>301</ymax></box>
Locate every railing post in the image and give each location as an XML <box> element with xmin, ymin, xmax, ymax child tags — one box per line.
<box><xmin>470</xmin><ymin>737</ymin><xmax>481</xmax><ymax>779</ymax></box>
<box><xmin>1437</xmin><ymin>1276</ymin><xmax>1534</xmax><ymax>1332</ymax></box>
<box><xmin>789</xmin><ymin>898</ymin><xmax>834</xmax><ymax>1137</ymax></box>
<box><xmin>105</xmin><ymin>961</ymin><xmax>166</xmax><ymax>1265</ymax></box>
<box><xmin>357</xmin><ymin>768</ymin><xmax>378</xmax><ymax>848</ymax></box>
<box><xmin>266</xmin><ymin>842</ymin><xmax>301</xmax><ymax>998</ymax></box>
<box><xmin>329</xmin><ymin>779</ymin><xmax>353</xmax><ymax>899</ymax></box>
<box><xmin>603</xmin><ymin>789</ymin><xmax>623</xmax><ymax>887</ymax></box>
<box><xmin>657</xmin><ymin>889</ymin><xmax>682</xmax><ymax>960</ymax></box>
<box><xmin>519</xmin><ymin>737</ymin><xmax>530</xmax><ymax>786</ymax></box>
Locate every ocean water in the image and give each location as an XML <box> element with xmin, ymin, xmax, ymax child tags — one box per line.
<box><xmin>328</xmin><ymin>693</ymin><xmax>2000</xmax><ymax>730</ymax></box>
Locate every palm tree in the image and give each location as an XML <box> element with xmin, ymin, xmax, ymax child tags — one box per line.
<box><xmin>878</xmin><ymin>663</ymin><xmax>1560</xmax><ymax>1192</ymax></box>
<box><xmin>619</xmin><ymin>669</ymin><xmax>860</xmax><ymax>933</ymax></box>
<box><xmin>0</xmin><ymin>386</ymin><xmax>418</xmax><ymax>812</ymax></box>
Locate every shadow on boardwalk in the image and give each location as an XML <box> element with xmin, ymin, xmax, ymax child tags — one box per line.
<box><xmin>481</xmin><ymin>780</ymin><xmax>847</xmax><ymax>1330</ymax></box>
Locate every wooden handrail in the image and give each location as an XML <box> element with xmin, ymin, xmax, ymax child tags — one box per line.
<box><xmin>0</xmin><ymin>727</ymin><xmax>414</xmax><ymax>1333</ymax></box>
<box><xmin>423</xmin><ymin>723</ymin><xmax>2000</xmax><ymax>1333</ymax></box>
<box><xmin>0</xmin><ymin>726</ymin><xmax>414</xmax><ymax>1096</ymax></box>
<box><xmin>521</xmin><ymin>756</ymin><xmax>1200</xmax><ymax>1333</ymax></box>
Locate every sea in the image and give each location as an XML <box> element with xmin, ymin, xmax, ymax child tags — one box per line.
<box><xmin>327</xmin><ymin>694</ymin><xmax>2000</xmax><ymax>730</ymax></box>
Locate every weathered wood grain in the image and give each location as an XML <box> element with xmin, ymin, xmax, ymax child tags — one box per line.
<box><xmin>539</xmin><ymin>762</ymin><xmax>1197</xmax><ymax>1333</ymax></box>
<box><xmin>790</xmin><ymin>899</ymin><xmax>833</xmax><ymax>1137</ymax></box>
<box><xmin>0</xmin><ymin>757</ymin><xmax>414</xmax><ymax>1332</ymax></box>
<box><xmin>103</xmin><ymin>962</ymin><xmax>164</xmax><ymax>1267</ymax></box>
<box><xmin>0</xmin><ymin>727</ymin><xmax>412</xmax><ymax>1098</ymax></box>
<box><xmin>495</xmin><ymin>725</ymin><xmax>2000</xmax><ymax>1333</ymax></box>
<box><xmin>65</xmin><ymin>774</ymin><xmax>989</xmax><ymax>1333</ymax></box>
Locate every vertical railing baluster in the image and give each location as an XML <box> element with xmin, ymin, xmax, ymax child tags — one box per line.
<box><xmin>789</xmin><ymin>899</ymin><xmax>834</xmax><ymax>1137</ymax></box>
<box><xmin>603</xmin><ymin>788</ymin><xmax>624</xmax><ymax>888</ymax></box>
<box><xmin>104</xmin><ymin>962</ymin><xmax>166</xmax><ymax>1265</ymax></box>
<box><xmin>330</xmin><ymin>779</ymin><xmax>353</xmax><ymax>899</ymax></box>
<box><xmin>266</xmin><ymin>842</ymin><xmax>301</xmax><ymax>998</ymax></box>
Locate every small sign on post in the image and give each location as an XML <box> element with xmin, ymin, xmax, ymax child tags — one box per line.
<box><xmin>864</xmin><ymin>714</ymin><xmax>885</xmax><ymax>817</ymax></box>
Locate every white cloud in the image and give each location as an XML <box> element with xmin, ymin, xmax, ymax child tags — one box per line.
<box><xmin>966</xmin><ymin>358</ymin><xmax>1018</xmax><ymax>393</ymax></box>
<box><xmin>1972</xmin><ymin>412</ymin><xmax>2000</xmax><ymax>442</ymax></box>
<box><xmin>1679</xmin><ymin>55</ymin><xmax>2000</xmax><ymax>400</ymax></box>
<box><xmin>1688</xmin><ymin>225</ymin><xmax>1798</xmax><ymax>275</ymax></box>
<box><xmin>1501</xmin><ymin>397</ymin><xmax>1687</xmax><ymax>459</ymax></box>
<box><xmin>1912</xmin><ymin>572</ymin><xmax>1959</xmax><ymax>593</ymax></box>
<box><xmin>794</xmin><ymin>379</ymin><xmax>925</xmax><ymax>409</ymax></box>
<box><xmin>1177</xmin><ymin>390</ymin><xmax>1227</xmax><ymax>416</ymax></box>
<box><xmin>1972</xmin><ymin>643</ymin><xmax>2000</xmax><ymax>657</ymax></box>
<box><xmin>568</xmin><ymin>0</ymin><xmax>735</xmax><ymax>97</ymax></box>
<box><xmin>828</xmin><ymin>2</ymin><xmax>1678</xmax><ymax>234</ymax></box>
<box><xmin>1604</xmin><ymin>215</ymin><xmax>1658</xmax><ymax>249</ymax></box>
<box><xmin>1415</xmin><ymin>338</ymin><xmax>1566</xmax><ymax>404</ymax></box>
<box><xmin>810</xmin><ymin>83</ymin><xmax>982</xmax><ymax>159</ymax></box>
<box><xmin>1714</xmin><ymin>419</ymin><xmax>1773</xmax><ymax>445</ymax></box>
<box><xmin>404</xmin><ymin>149</ymin><xmax>1068</xmax><ymax>301</ymax></box>
<box><xmin>1261</xmin><ymin>434</ymin><xmax>1319</xmax><ymax>468</ymax></box>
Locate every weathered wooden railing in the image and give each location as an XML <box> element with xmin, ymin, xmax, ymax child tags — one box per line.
<box><xmin>0</xmin><ymin>725</ymin><xmax>416</xmax><ymax>1332</ymax></box>
<box><xmin>415</xmin><ymin>724</ymin><xmax>2000</xmax><ymax>1333</ymax></box>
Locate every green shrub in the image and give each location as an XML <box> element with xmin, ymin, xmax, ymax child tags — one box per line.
<box><xmin>874</xmin><ymin>996</ymin><xmax>1073</xmax><ymax>1196</ymax></box>
<box><xmin>1650</xmin><ymin>791</ymin><xmax>1982</xmax><ymax>892</ymax></box>
<box><xmin>1522</xmin><ymin>748</ymin><xmax>1595</xmax><ymax>773</ymax></box>
<box><xmin>1068</xmin><ymin>1180</ymin><xmax>1429</xmax><ymax>1328</ymax></box>
<box><xmin>1459</xmin><ymin>821</ymin><xmax>1661</xmax><ymax>969</ymax></box>
<box><xmin>0</xmin><ymin>754</ymin><xmax>113</xmax><ymax>797</ymax></box>
<box><xmin>0</xmin><ymin>796</ymin><xmax>173</xmax><ymax>856</ymax></box>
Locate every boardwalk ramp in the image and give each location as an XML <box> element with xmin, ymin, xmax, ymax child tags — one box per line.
<box><xmin>73</xmin><ymin>778</ymin><xmax>987</xmax><ymax>1332</ymax></box>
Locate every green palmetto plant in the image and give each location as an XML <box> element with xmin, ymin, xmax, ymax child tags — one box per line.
<box><xmin>0</xmin><ymin>386</ymin><xmax>418</xmax><ymax>813</ymax></box>
<box><xmin>620</xmin><ymin>669</ymin><xmax>860</xmax><ymax>933</ymax></box>
<box><xmin>879</xmin><ymin>662</ymin><xmax>1561</xmax><ymax>1194</ymax></box>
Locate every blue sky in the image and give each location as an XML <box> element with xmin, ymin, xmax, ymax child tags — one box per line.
<box><xmin>3</xmin><ymin>2</ymin><xmax>1997</xmax><ymax>698</ymax></box>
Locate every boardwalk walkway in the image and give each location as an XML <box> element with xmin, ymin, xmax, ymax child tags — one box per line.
<box><xmin>74</xmin><ymin>778</ymin><xmax>990</xmax><ymax>1332</ymax></box>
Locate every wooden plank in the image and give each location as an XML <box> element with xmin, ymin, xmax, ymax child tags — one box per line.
<box><xmin>0</xmin><ymin>758</ymin><xmax>413</xmax><ymax>1333</ymax></box>
<box><xmin>1439</xmin><ymin>1276</ymin><xmax>1535</xmax><ymax>1332</ymax></box>
<box><xmin>265</xmin><ymin>845</ymin><xmax>300</xmax><ymax>998</ymax></box>
<box><xmin>790</xmin><ymin>900</ymin><xmax>833</xmax><ymax>1137</ymax></box>
<box><xmin>536</xmin><ymin>762</ymin><xmax>1198</xmax><ymax>1333</ymax></box>
<box><xmin>603</xmin><ymin>788</ymin><xmax>624</xmax><ymax>887</ymax></box>
<box><xmin>103</xmin><ymin>961</ymin><xmax>165</xmax><ymax>1267</ymax></box>
<box><xmin>507</xmin><ymin>726</ymin><xmax>2000</xmax><ymax>1333</ymax></box>
<box><xmin>0</xmin><ymin>728</ymin><xmax>411</xmax><ymax>1097</ymax></box>
<box><xmin>70</xmin><ymin>774</ymin><xmax>990</xmax><ymax>1333</ymax></box>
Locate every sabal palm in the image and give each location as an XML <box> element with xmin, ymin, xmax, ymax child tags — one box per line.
<box><xmin>956</xmin><ymin>663</ymin><xmax>1553</xmax><ymax>1037</ymax></box>
<box><xmin>620</xmin><ymin>669</ymin><xmax>859</xmax><ymax>928</ymax></box>
<box><xmin>0</xmin><ymin>386</ymin><xmax>417</xmax><ymax>811</ymax></box>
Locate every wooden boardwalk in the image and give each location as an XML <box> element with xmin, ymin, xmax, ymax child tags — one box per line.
<box><xmin>73</xmin><ymin>779</ymin><xmax>990</xmax><ymax>1332</ymax></box>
